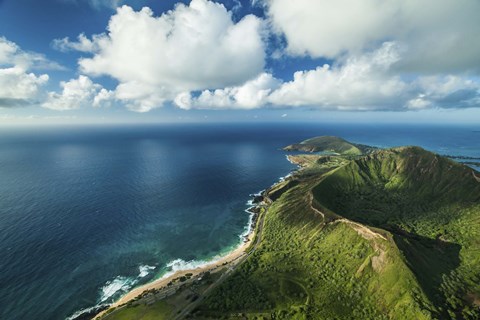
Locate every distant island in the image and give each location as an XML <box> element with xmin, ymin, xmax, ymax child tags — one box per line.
<box><xmin>283</xmin><ymin>135</ymin><xmax>378</xmax><ymax>155</ymax></box>
<box><xmin>95</xmin><ymin>136</ymin><xmax>480</xmax><ymax>320</ymax></box>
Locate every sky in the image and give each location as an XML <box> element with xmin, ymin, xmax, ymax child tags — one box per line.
<box><xmin>1</xmin><ymin>0</ymin><xmax>480</xmax><ymax>125</ymax></box>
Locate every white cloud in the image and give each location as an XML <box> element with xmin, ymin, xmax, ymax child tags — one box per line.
<box><xmin>267</xmin><ymin>0</ymin><xmax>395</xmax><ymax>58</ymax></box>
<box><xmin>42</xmin><ymin>75</ymin><xmax>112</xmax><ymax>110</ymax></box>
<box><xmin>176</xmin><ymin>73</ymin><xmax>280</xmax><ymax>109</ymax></box>
<box><xmin>52</xmin><ymin>33</ymin><xmax>100</xmax><ymax>53</ymax></box>
<box><xmin>177</xmin><ymin>42</ymin><xmax>480</xmax><ymax>111</ymax></box>
<box><xmin>407</xmin><ymin>76</ymin><xmax>480</xmax><ymax>110</ymax></box>
<box><xmin>269</xmin><ymin>42</ymin><xmax>409</xmax><ymax>110</ymax></box>
<box><xmin>0</xmin><ymin>67</ymin><xmax>49</xmax><ymax>107</ymax></box>
<box><xmin>115</xmin><ymin>81</ymin><xmax>168</xmax><ymax>112</ymax></box>
<box><xmin>266</xmin><ymin>0</ymin><xmax>480</xmax><ymax>73</ymax></box>
<box><xmin>71</xmin><ymin>0</ymin><xmax>266</xmax><ymax>111</ymax></box>
<box><xmin>0</xmin><ymin>37</ymin><xmax>64</xmax><ymax>71</ymax></box>
<box><xmin>93</xmin><ymin>88</ymin><xmax>115</xmax><ymax>108</ymax></box>
<box><xmin>0</xmin><ymin>37</ymin><xmax>50</xmax><ymax>108</ymax></box>
<box><xmin>47</xmin><ymin>1</ymin><xmax>480</xmax><ymax>112</ymax></box>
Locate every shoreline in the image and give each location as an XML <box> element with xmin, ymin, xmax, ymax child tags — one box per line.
<box><xmin>94</xmin><ymin>235</ymin><xmax>253</xmax><ymax>319</ymax></box>
<box><xmin>92</xmin><ymin>182</ymin><xmax>282</xmax><ymax>320</ymax></box>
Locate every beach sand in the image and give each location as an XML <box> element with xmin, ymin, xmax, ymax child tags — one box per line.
<box><xmin>94</xmin><ymin>229</ymin><xmax>254</xmax><ymax>319</ymax></box>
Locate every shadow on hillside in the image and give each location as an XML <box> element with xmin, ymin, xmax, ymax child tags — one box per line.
<box><xmin>390</xmin><ymin>227</ymin><xmax>461</xmax><ymax>314</ymax></box>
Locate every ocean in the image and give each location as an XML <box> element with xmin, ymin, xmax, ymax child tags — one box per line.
<box><xmin>0</xmin><ymin>123</ymin><xmax>478</xmax><ymax>320</ymax></box>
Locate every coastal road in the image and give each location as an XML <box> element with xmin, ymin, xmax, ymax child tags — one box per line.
<box><xmin>172</xmin><ymin>200</ymin><xmax>270</xmax><ymax>320</ymax></box>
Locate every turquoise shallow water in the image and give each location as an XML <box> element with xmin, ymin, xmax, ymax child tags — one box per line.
<box><xmin>0</xmin><ymin>123</ymin><xmax>478</xmax><ymax>320</ymax></box>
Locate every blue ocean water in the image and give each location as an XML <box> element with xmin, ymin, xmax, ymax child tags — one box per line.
<box><xmin>0</xmin><ymin>123</ymin><xmax>478</xmax><ymax>320</ymax></box>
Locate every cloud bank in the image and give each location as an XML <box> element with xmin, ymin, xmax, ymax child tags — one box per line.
<box><xmin>62</xmin><ymin>0</ymin><xmax>266</xmax><ymax>111</ymax></box>
<box><xmin>0</xmin><ymin>37</ymin><xmax>109</xmax><ymax>111</ymax></box>
<box><xmin>42</xmin><ymin>75</ymin><xmax>113</xmax><ymax>110</ymax></box>
<box><xmin>266</xmin><ymin>0</ymin><xmax>480</xmax><ymax>73</ymax></box>
<box><xmin>47</xmin><ymin>0</ymin><xmax>480</xmax><ymax>112</ymax></box>
<box><xmin>174</xmin><ymin>42</ymin><xmax>480</xmax><ymax>111</ymax></box>
<box><xmin>0</xmin><ymin>37</ymin><xmax>49</xmax><ymax>108</ymax></box>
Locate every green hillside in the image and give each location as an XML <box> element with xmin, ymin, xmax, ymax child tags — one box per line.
<box><xmin>283</xmin><ymin>136</ymin><xmax>376</xmax><ymax>155</ymax></box>
<box><xmin>194</xmin><ymin>146</ymin><xmax>479</xmax><ymax>319</ymax></box>
<box><xmin>312</xmin><ymin>146</ymin><xmax>480</xmax><ymax>318</ymax></box>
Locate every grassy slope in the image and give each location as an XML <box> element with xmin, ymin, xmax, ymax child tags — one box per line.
<box><xmin>195</xmin><ymin>157</ymin><xmax>434</xmax><ymax>319</ymax></box>
<box><xmin>312</xmin><ymin>147</ymin><xmax>480</xmax><ymax>319</ymax></box>
<box><xmin>103</xmin><ymin>301</ymin><xmax>172</xmax><ymax>320</ymax></box>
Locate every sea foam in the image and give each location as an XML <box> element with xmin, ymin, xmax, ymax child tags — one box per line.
<box><xmin>139</xmin><ymin>265</ymin><xmax>156</xmax><ymax>278</ymax></box>
<box><xmin>100</xmin><ymin>276</ymin><xmax>135</xmax><ymax>302</ymax></box>
<box><xmin>65</xmin><ymin>304</ymin><xmax>110</xmax><ymax>320</ymax></box>
<box><xmin>166</xmin><ymin>258</ymin><xmax>210</xmax><ymax>273</ymax></box>
<box><xmin>66</xmin><ymin>264</ymin><xmax>157</xmax><ymax>320</ymax></box>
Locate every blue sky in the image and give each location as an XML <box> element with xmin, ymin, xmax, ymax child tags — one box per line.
<box><xmin>1</xmin><ymin>0</ymin><xmax>480</xmax><ymax>125</ymax></box>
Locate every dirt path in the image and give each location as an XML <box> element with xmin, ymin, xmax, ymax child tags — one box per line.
<box><xmin>334</xmin><ymin>219</ymin><xmax>387</xmax><ymax>241</ymax></box>
<box><xmin>308</xmin><ymin>190</ymin><xmax>388</xmax><ymax>272</ymax></box>
<box><xmin>473</xmin><ymin>171</ymin><xmax>480</xmax><ymax>182</ymax></box>
<box><xmin>308</xmin><ymin>190</ymin><xmax>386</xmax><ymax>241</ymax></box>
<box><xmin>308</xmin><ymin>193</ymin><xmax>325</xmax><ymax>220</ymax></box>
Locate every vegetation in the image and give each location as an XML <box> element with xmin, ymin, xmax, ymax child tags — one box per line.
<box><xmin>104</xmin><ymin>301</ymin><xmax>173</xmax><ymax>320</ymax></box>
<box><xmin>195</xmin><ymin>175</ymin><xmax>432</xmax><ymax>319</ymax></box>
<box><xmin>103</xmin><ymin>137</ymin><xmax>480</xmax><ymax>319</ymax></box>
<box><xmin>283</xmin><ymin>135</ymin><xmax>377</xmax><ymax>155</ymax></box>
<box><xmin>312</xmin><ymin>146</ymin><xmax>480</xmax><ymax>319</ymax></box>
<box><xmin>194</xmin><ymin>142</ymin><xmax>479</xmax><ymax>319</ymax></box>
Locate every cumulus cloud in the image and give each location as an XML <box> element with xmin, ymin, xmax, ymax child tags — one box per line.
<box><xmin>0</xmin><ymin>37</ymin><xmax>51</xmax><ymax>108</ymax></box>
<box><xmin>52</xmin><ymin>33</ymin><xmax>100</xmax><ymax>53</ymax></box>
<box><xmin>0</xmin><ymin>37</ymin><xmax>111</xmax><ymax>111</ymax></box>
<box><xmin>407</xmin><ymin>76</ymin><xmax>480</xmax><ymax>110</ymax></box>
<box><xmin>177</xmin><ymin>42</ymin><xmax>480</xmax><ymax>111</ymax></box>
<box><xmin>68</xmin><ymin>0</ymin><xmax>266</xmax><ymax>111</ymax></box>
<box><xmin>266</xmin><ymin>0</ymin><xmax>480</xmax><ymax>73</ymax></box>
<box><xmin>48</xmin><ymin>0</ymin><xmax>480</xmax><ymax>112</ymax></box>
<box><xmin>0</xmin><ymin>68</ymin><xmax>49</xmax><ymax>108</ymax></box>
<box><xmin>269</xmin><ymin>42</ymin><xmax>410</xmax><ymax>110</ymax></box>
<box><xmin>93</xmin><ymin>88</ymin><xmax>115</xmax><ymax>108</ymax></box>
<box><xmin>270</xmin><ymin>43</ymin><xmax>480</xmax><ymax>110</ymax></box>
<box><xmin>115</xmin><ymin>81</ymin><xmax>169</xmax><ymax>112</ymax></box>
<box><xmin>42</xmin><ymin>75</ymin><xmax>113</xmax><ymax>110</ymax></box>
<box><xmin>175</xmin><ymin>73</ymin><xmax>280</xmax><ymax>109</ymax></box>
<box><xmin>0</xmin><ymin>37</ymin><xmax>64</xmax><ymax>71</ymax></box>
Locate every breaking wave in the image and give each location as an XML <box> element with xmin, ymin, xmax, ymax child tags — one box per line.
<box><xmin>66</xmin><ymin>264</ymin><xmax>156</xmax><ymax>320</ymax></box>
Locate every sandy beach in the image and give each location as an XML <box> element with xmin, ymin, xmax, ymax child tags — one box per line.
<box><xmin>94</xmin><ymin>224</ymin><xmax>256</xmax><ymax>319</ymax></box>
<box><xmin>93</xmin><ymin>179</ymin><xmax>276</xmax><ymax>320</ymax></box>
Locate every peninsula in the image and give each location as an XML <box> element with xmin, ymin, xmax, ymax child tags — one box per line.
<box><xmin>96</xmin><ymin>136</ymin><xmax>480</xmax><ymax>320</ymax></box>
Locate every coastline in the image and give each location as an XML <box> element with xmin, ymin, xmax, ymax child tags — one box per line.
<box><xmin>92</xmin><ymin>185</ymin><xmax>277</xmax><ymax>320</ymax></box>
<box><xmin>94</xmin><ymin>236</ymin><xmax>253</xmax><ymax>319</ymax></box>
